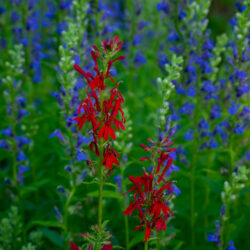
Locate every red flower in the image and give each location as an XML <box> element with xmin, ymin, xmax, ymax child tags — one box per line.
<box><xmin>102</xmin><ymin>144</ymin><xmax>120</xmax><ymax>170</ymax></box>
<box><xmin>101</xmin><ymin>245</ymin><xmax>112</xmax><ymax>250</ymax></box>
<box><xmin>123</xmin><ymin>138</ymin><xmax>176</xmax><ymax>242</ymax></box>
<box><xmin>69</xmin><ymin>242</ymin><xmax>80</xmax><ymax>250</ymax></box>
<box><xmin>97</xmin><ymin>120</ymin><xmax>116</xmax><ymax>141</ymax></box>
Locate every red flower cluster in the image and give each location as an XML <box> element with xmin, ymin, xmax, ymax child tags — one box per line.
<box><xmin>123</xmin><ymin>137</ymin><xmax>176</xmax><ymax>242</ymax></box>
<box><xmin>74</xmin><ymin>36</ymin><xmax>125</xmax><ymax>170</ymax></box>
<box><xmin>69</xmin><ymin>241</ymin><xmax>112</xmax><ymax>250</ymax></box>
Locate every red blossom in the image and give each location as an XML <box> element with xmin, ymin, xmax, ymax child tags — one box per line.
<box><xmin>102</xmin><ymin>144</ymin><xmax>120</xmax><ymax>170</ymax></box>
<box><xmin>69</xmin><ymin>242</ymin><xmax>80</xmax><ymax>250</ymax></box>
<box><xmin>101</xmin><ymin>245</ymin><xmax>112</xmax><ymax>250</ymax></box>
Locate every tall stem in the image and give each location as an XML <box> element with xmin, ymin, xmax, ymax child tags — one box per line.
<box><xmin>98</xmin><ymin>144</ymin><xmax>104</xmax><ymax>228</ymax></box>
<box><xmin>144</xmin><ymin>241</ymin><xmax>148</xmax><ymax>250</ymax></box>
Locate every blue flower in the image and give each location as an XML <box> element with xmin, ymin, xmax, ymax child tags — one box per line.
<box><xmin>168</xmin><ymin>125</ymin><xmax>177</xmax><ymax>137</ymax></box>
<box><xmin>221</xmin><ymin>204</ymin><xmax>226</xmax><ymax>216</ymax></box>
<box><xmin>211</xmin><ymin>105</ymin><xmax>221</xmax><ymax>119</ymax></box>
<box><xmin>17</xmin><ymin>165</ymin><xmax>29</xmax><ymax>184</ymax></box>
<box><xmin>235</xmin><ymin>70</ymin><xmax>248</xmax><ymax>80</ymax></box>
<box><xmin>165</xmin><ymin>164</ymin><xmax>179</xmax><ymax>177</ymax></box>
<box><xmin>78</xmin><ymin>170</ymin><xmax>88</xmax><ymax>182</ymax></box>
<box><xmin>202</xmin><ymin>80</ymin><xmax>217</xmax><ymax>93</ymax></box>
<box><xmin>54</xmin><ymin>206</ymin><xmax>62</xmax><ymax>221</ymax></box>
<box><xmin>179</xmin><ymin>102</ymin><xmax>194</xmax><ymax>115</ymax></box>
<box><xmin>199</xmin><ymin>118</ymin><xmax>209</xmax><ymax>130</ymax></box>
<box><xmin>186</xmin><ymin>85</ymin><xmax>196</xmax><ymax>97</ymax></box>
<box><xmin>184</xmin><ymin>129</ymin><xmax>193</xmax><ymax>141</ymax></box>
<box><xmin>2</xmin><ymin>126</ymin><xmax>13</xmax><ymax>136</ymax></box>
<box><xmin>114</xmin><ymin>175</ymin><xmax>122</xmax><ymax>192</ymax></box>
<box><xmin>207</xmin><ymin>232</ymin><xmax>220</xmax><ymax>244</ymax></box>
<box><xmin>16</xmin><ymin>136</ymin><xmax>31</xmax><ymax>147</ymax></box>
<box><xmin>0</xmin><ymin>139</ymin><xmax>9</xmax><ymax>149</ymax></box>
<box><xmin>133</xmin><ymin>34</ymin><xmax>143</xmax><ymax>45</ymax></box>
<box><xmin>49</xmin><ymin>129</ymin><xmax>65</xmax><ymax>143</ymax></box>
<box><xmin>156</xmin><ymin>1</ymin><xmax>169</xmax><ymax>14</ymax></box>
<box><xmin>77</xmin><ymin>134</ymin><xmax>90</xmax><ymax>147</ymax></box>
<box><xmin>75</xmin><ymin>151</ymin><xmax>87</xmax><ymax>162</ymax></box>
<box><xmin>17</xmin><ymin>150</ymin><xmax>27</xmax><ymax>161</ymax></box>
<box><xmin>172</xmin><ymin>184</ymin><xmax>181</xmax><ymax>196</ymax></box>
<box><xmin>138</xmin><ymin>21</ymin><xmax>148</xmax><ymax>30</ymax></box>
<box><xmin>64</xmin><ymin>165</ymin><xmax>72</xmax><ymax>172</ymax></box>
<box><xmin>228</xmin><ymin>101</ymin><xmax>240</xmax><ymax>115</ymax></box>
<box><xmin>234</xmin><ymin>123</ymin><xmax>244</xmax><ymax>134</ymax></box>
<box><xmin>57</xmin><ymin>185</ymin><xmax>66</xmax><ymax>194</ymax></box>
<box><xmin>134</xmin><ymin>52</ymin><xmax>147</xmax><ymax>66</ymax></box>
<box><xmin>215</xmin><ymin>220</ymin><xmax>220</xmax><ymax>231</ymax></box>
<box><xmin>209</xmin><ymin>137</ymin><xmax>218</xmax><ymax>148</ymax></box>
<box><xmin>227</xmin><ymin>241</ymin><xmax>236</xmax><ymax>250</ymax></box>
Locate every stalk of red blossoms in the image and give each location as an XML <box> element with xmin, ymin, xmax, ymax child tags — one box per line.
<box><xmin>123</xmin><ymin>137</ymin><xmax>176</xmax><ymax>248</ymax></box>
<box><xmin>73</xmin><ymin>36</ymin><xmax>125</xmax><ymax>231</ymax></box>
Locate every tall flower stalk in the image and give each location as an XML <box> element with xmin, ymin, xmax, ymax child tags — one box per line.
<box><xmin>73</xmin><ymin>36</ymin><xmax>126</xmax><ymax>248</ymax></box>
<box><xmin>124</xmin><ymin>137</ymin><xmax>176</xmax><ymax>248</ymax></box>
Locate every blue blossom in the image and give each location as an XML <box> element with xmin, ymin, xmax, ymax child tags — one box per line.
<box><xmin>227</xmin><ymin>241</ymin><xmax>236</xmax><ymax>250</ymax></box>
<box><xmin>215</xmin><ymin>220</ymin><xmax>220</xmax><ymax>231</ymax></box>
<box><xmin>0</xmin><ymin>139</ymin><xmax>9</xmax><ymax>149</ymax></box>
<box><xmin>138</xmin><ymin>21</ymin><xmax>148</xmax><ymax>30</ymax></box>
<box><xmin>16</xmin><ymin>136</ymin><xmax>31</xmax><ymax>147</ymax></box>
<box><xmin>207</xmin><ymin>232</ymin><xmax>220</xmax><ymax>244</ymax></box>
<box><xmin>199</xmin><ymin>118</ymin><xmax>209</xmax><ymax>130</ymax></box>
<box><xmin>114</xmin><ymin>175</ymin><xmax>122</xmax><ymax>192</ymax></box>
<box><xmin>165</xmin><ymin>164</ymin><xmax>179</xmax><ymax>177</ymax></box>
<box><xmin>75</xmin><ymin>151</ymin><xmax>87</xmax><ymax>162</ymax></box>
<box><xmin>209</xmin><ymin>137</ymin><xmax>218</xmax><ymax>148</ymax></box>
<box><xmin>77</xmin><ymin>134</ymin><xmax>90</xmax><ymax>147</ymax></box>
<box><xmin>57</xmin><ymin>185</ymin><xmax>66</xmax><ymax>194</ymax></box>
<box><xmin>228</xmin><ymin>101</ymin><xmax>240</xmax><ymax>115</ymax></box>
<box><xmin>235</xmin><ymin>70</ymin><xmax>248</xmax><ymax>80</ymax></box>
<box><xmin>54</xmin><ymin>206</ymin><xmax>62</xmax><ymax>221</ymax></box>
<box><xmin>49</xmin><ymin>129</ymin><xmax>65</xmax><ymax>143</ymax></box>
<box><xmin>221</xmin><ymin>204</ymin><xmax>226</xmax><ymax>216</ymax></box>
<box><xmin>184</xmin><ymin>129</ymin><xmax>193</xmax><ymax>141</ymax></box>
<box><xmin>186</xmin><ymin>85</ymin><xmax>196</xmax><ymax>97</ymax></box>
<box><xmin>234</xmin><ymin>123</ymin><xmax>244</xmax><ymax>134</ymax></box>
<box><xmin>211</xmin><ymin>105</ymin><xmax>221</xmax><ymax>119</ymax></box>
<box><xmin>179</xmin><ymin>102</ymin><xmax>194</xmax><ymax>115</ymax></box>
<box><xmin>133</xmin><ymin>34</ymin><xmax>143</xmax><ymax>45</ymax></box>
<box><xmin>202</xmin><ymin>80</ymin><xmax>217</xmax><ymax>93</ymax></box>
<box><xmin>17</xmin><ymin>165</ymin><xmax>29</xmax><ymax>184</ymax></box>
<box><xmin>172</xmin><ymin>184</ymin><xmax>181</xmax><ymax>196</ymax></box>
<box><xmin>2</xmin><ymin>126</ymin><xmax>13</xmax><ymax>136</ymax></box>
<box><xmin>156</xmin><ymin>1</ymin><xmax>169</xmax><ymax>14</ymax></box>
<box><xmin>168</xmin><ymin>125</ymin><xmax>177</xmax><ymax>137</ymax></box>
<box><xmin>134</xmin><ymin>52</ymin><xmax>147</xmax><ymax>66</ymax></box>
<box><xmin>17</xmin><ymin>150</ymin><xmax>27</xmax><ymax>161</ymax></box>
<box><xmin>78</xmin><ymin>170</ymin><xmax>88</xmax><ymax>182</ymax></box>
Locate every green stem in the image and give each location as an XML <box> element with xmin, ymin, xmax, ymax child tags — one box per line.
<box><xmin>98</xmin><ymin>151</ymin><xmax>104</xmax><ymax>228</ymax></box>
<box><xmin>145</xmin><ymin>241</ymin><xmax>148</xmax><ymax>250</ymax></box>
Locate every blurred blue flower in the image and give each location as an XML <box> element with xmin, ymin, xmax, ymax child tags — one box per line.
<box><xmin>221</xmin><ymin>204</ymin><xmax>226</xmax><ymax>216</ymax></box>
<box><xmin>207</xmin><ymin>232</ymin><xmax>220</xmax><ymax>244</ymax></box>
<box><xmin>179</xmin><ymin>102</ymin><xmax>194</xmax><ymax>115</ymax></box>
<box><xmin>114</xmin><ymin>175</ymin><xmax>122</xmax><ymax>192</ymax></box>
<box><xmin>134</xmin><ymin>51</ymin><xmax>147</xmax><ymax>66</ymax></box>
<box><xmin>172</xmin><ymin>184</ymin><xmax>181</xmax><ymax>196</ymax></box>
<box><xmin>228</xmin><ymin>101</ymin><xmax>240</xmax><ymax>115</ymax></box>
<box><xmin>184</xmin><ymin>129</ymin><xmax>193</xmax><ymax>141</ymax></box>
<box><xmin>76</xmin><ymin>151</ymin><xmax>87</xmax><ymax>162</ymax></box>
<box><xmin>17</xmin><ymin>150</ymin><xmax>27</xmax><ymax>161</ymax></box>
<box><xmin>2</xmin><ymin>126</ymin><xmax>13</xmax><ymax>136</ymax></box>
<box><xmin>50</xmin><ymin>129</ymin><xmax>65</xmax><ymax>143</ymax></box>
<box><xmin>17</xmin><ymin>165</ymin><xmax>29</xmax><ymax>184</ymax></box>
<box><xmin>0</xmin><ymin>139</ymin><xmax>9</xmax><ymax>149</ymax></box>
<box><xmin>227</xmin><ymin>241</ymin><xmax>236</xmax><ymax>250</ymax></box>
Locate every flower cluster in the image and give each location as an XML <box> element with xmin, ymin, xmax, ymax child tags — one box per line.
<box><xmin>123</xmin><ymin>137</ymin><xmax>176</xmax><ymax>242</ymax></box>
<box><xmin>74</xmin><ymin>36</ymin><xmax>126</xmax><ymax>171</ymax></box>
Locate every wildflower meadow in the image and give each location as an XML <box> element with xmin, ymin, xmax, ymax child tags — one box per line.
<box><xmin>0</xmin><ymin>0</ymin><xmax>249</xmax><ymax>249</ymax></box>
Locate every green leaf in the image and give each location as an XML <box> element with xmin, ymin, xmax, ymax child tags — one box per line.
<box><xmin>41</xmin><ymin>228</ymin><xmax>64</xmax><ymax>247</ymax></box>
<box><xmin>87</xmin><ymin>190</ymin><xmax>122</xmax><ymax>199</ymax></box>
<box><xmin>32</xmin><ymin>220</ymin><xmax>65</xmax><ymax>230</ymax></box>
<box><xmin>129</xmin><ymin>232</ymin><xmax>144</xmax><ymax>248</ymax></box>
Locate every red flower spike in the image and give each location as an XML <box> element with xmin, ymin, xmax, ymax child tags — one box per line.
<box><xmin>123</xmin><ymin>137</ymin><xmax>177</xmax><ymax>243</ymax></box>
<box><xmin>69</xmin><ymin>242</ymin><xmax>80</xmax><ymax>250</ymax></box>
